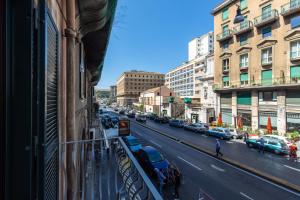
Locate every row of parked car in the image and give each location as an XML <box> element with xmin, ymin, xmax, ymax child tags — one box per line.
<box><xmin>123</xmin><ymin>136</ymin><xmax>176</xmax><ymax>184</ymax></box>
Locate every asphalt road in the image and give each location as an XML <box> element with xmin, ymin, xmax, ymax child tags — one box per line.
<box><xmin>134</xmin><ymin>119</ymin><xmax>300</xmax><ymax>188</ymax></box>
<box><xmin>130</xmin><ymin>121</ymin><xmax>300</xmax><ymax>200</ymax></box>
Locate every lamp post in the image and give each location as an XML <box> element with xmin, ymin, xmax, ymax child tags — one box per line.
<box><xmin>233</xmin><ymin>4</ymin><xmax>245</xmax><ymax>24</ymax></box>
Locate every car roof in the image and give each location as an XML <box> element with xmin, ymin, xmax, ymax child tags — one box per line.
<box><xmin>143</xmin><ymin>146</ymin><xmax>158</xmax><ymax>153</ymax></box>
<box><xmin>264</xmin><ymin>135</ymin><xmax>286</xmax><ymax>139</ymax></box>
<box><xmin>125</xmin><ymin>135</ymin><xmax>137</xmax><ymax>140</ymax></box>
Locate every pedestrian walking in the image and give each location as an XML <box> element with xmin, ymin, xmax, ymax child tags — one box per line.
<box><xmin>154</xmin><ymin>168</ymin><xmax>166</xmax><ymax>195</ymax></box>
<box><xmin>243</xmin><ymin>131</ymin><xmax>249</xmax><ymax>142</ymax></box>
<box><xmin>216</xmin><ymin>139</ymin><xmax>223</xmax><ymax>157</ymax></box>
<box><xmin>258</xmin><ymin>137</ymin><xmax>265</xmax><ymax>154</ymax></box>
<box><xmin>289</xmin><ymin>144</ymin><xmax>297</xmax><ymax>161</ymax></box>
<box><xmin>173</xmin><ymin>168</ymin><xmax>181</xmax><ymax>199</ymax></box>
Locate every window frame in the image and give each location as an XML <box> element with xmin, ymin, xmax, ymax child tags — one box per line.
<box><xmin>290</xmin><ymin>40</ymin><xmax>300</xmax><ymax>59</ymax></box>
<box><xmin>261</xmin><ymin>47</ymin><xmax>272</xmax><ymax>65</ymax></box>
<box><xmin>222</xmin><ymin>8</ymin><xmax>229</xmax><ymax>21</ymax></box>
<box><xmin>262</xmin><ymin>26</ymin><xmax>272</xmax><ymax>39</ymax></box>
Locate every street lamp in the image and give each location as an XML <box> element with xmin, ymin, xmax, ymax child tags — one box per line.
<box><xmin>233</xmin><ymin>5</ymin><xmax>245</xmax><ymax>24</ymax></box>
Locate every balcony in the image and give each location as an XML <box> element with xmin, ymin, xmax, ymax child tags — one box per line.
<box><xmin>281</xmin><ymin>0</ymin><xmax>300</xmax><ymax>17</ymax></box>
<box><xmin>240</xmin><ymin>63</ymin><xmax>249</xmax><ymax>71</ymax></box>
<box><xmin>261</xmin><ymin>57</ymin><xmax>272</xmax><ymax>67</ymax></box>
<box><xmin>216</xmin><ymin>30</ymin><xmax>233</xmax><ymax>42</ymax></box>
<box><xmin>233</xmin><ymin>21</ymin><xmax>253</xmax><ymax>35</ymax></box>
<box><xmin>254</xmin><ymin>10</ymin><xmax>279</xmax><ymax>28</ymax></box>
<box><xmin>213</xmin><ymin>76</ymin><xmax>300</xmax><ymax>92</ymax></box>
<box><xmin>291</xmin><ymin>51</ymin><xmax>300</xmax><ymax>61</ymax></box>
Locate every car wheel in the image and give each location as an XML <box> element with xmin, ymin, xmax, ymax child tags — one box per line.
<box><xmin>274</xmin><ymin>149</ymin><xmax>280</xmax><ymax>155</ymax></box>
<box><xmin>220</xmin><ymin>136</ymin><xmax>224</xmax><ymax>140</ymax></box>
<box><xmin>247</xmin><ymin>143</ymin><xmax>253</xmax><ymax>148</ymax></box>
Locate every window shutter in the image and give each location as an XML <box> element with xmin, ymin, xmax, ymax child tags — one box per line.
<box><xmin>291</xmin><ymin>66</ymin><xmax>300</xmax><ymax>78</ymax></box>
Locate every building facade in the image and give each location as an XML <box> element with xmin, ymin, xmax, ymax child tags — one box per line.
<box><xmin>212</xmin><ymin>0</ymin><xmax>300</xmax><ymax>134</ymax></box>
<box><xmin>110</xmin><ymin>85</ymin><xmax>117</xmax><ymax>102</ymax></box>
<box><xmin>116</xmin><ymin>70</ymin><xmax>165</xmax><ymax>106</ymax></box>
<box><xmin>188</xmin><ymin>31</ymin><xmax>214</xmax><ymax>61</ymax></box>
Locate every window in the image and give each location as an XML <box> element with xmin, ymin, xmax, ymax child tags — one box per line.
<box><xmin>291</xmin><ymin>40</ymin><xmax>300</xmax><ymax>59</ymax></box>
<box><xmin>222</xmin><ymin>58</ymin><xmax>230</xmax><ymax>71</ymax></box>
<box><xmin>237</xmin><ymin>92</ymin><xmax>251</xmax><ymax>105</ymax></box>
<box><xmin>240</xmin><ymin>34</ymin><xmax>248</xmax><ymax>46</ymax></box>
<box><xmin>291</xmin><ymin>66</ymin><xmax>300</xmax><ymax>80</ymax></box>
<box><xmin>261</xmin><ymin>48</ymin><xmax>272</xmax><ymax>65</ymax></box>
<box><xmin>261</xmin><ymin>70</ymin><xmax>272</xmax><ymax>86</ymax></box>
<box><xmin>240</xmin><ymin>54</ymin><xmax>249</xmax><ymax>68</ymax></box>
<box><xmin>260</xmin><ymin>91</ymin><xmax>277</xmax><ymax>101</ymax></box>
<box><xmin>291</xmin><ymin>16</ymin><xmax>300</xmax><ymax>29</ymax></box>
<box><xmin>79</xmin><ymin>44</ymin><xmax>86</xmax><ymax>99</ymax></box>
<box><xmin>240</xmin><ymin>0</ymin><xmax>247</xmax><ymax>10</ymax></box>
<box><xmin>222</xmin><ymin>8</ymin><xmax>229</xmax><ymax>21</ymax></box>
<box><xmin>262</xmin><ymin>26</ymin><xmax>272</xmax><ymax>38</ymax></box>
<box><xmin>222</xmin><ymin>41</ymin><xmax>229</xmax><ymax>50</ymax></box>
<box><xmin>204</xmin><ymin>87</ymin><xmax>208</xmax><ymax>99</ymax></box>
<box><xmin>222</xmin><ymin>25</ymin><xmax>229</xmax><ymax>35</ymax></box>
<box><xmin>240</xmin><ymin>73</ymin><xmax>249</xmax><ymax>85</ymax></box>
<box><xmin>262</xmin><ymin>5</ymin><xmax>272</xmax><ymax>20</ymax></box>
<box><xmin>223</xmin><ymin>76</ymin><xmax>230</xmax><ymax>87</ymax></box>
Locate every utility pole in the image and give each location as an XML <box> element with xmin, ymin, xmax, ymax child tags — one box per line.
<box><xmin>159</xmin><ymin>86</ymin><xmax>162</xmax><ymax>117</ymax></box>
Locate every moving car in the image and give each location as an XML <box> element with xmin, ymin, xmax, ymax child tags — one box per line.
<box><xmin>136</xmin><ymin>146</ymin><xmax>169</xmax><ymax>173</ymax></box>
<box><xmin>207</xmin><ymin>127</ymin><xmax>232</xmax><ymax>140</ymax></box>
<box><xmin>127</xmin><ymin>112</ymin><xmax>135</xmax><ymax>118</ymax></box>
<box><xmin>229</xmin><ymin>128</ymin><xmax>243</xmax><ymax>139</ymax></box>
<box><xmin>148</xmin><ymin>113</ymin><xmax>158</xmax><ymax>120</ymax></box>
<box><xmin>169</xmin><ymin>119</ymin><xmax>185</xmax><ymax>128</ymax></box>
<box><xmin>154</xmin><ymin>116</ymin><xmax>170</xmax><ymax>123</ymax></box>
<box><xmin>183</xmin><ymin>123</ymin><xmax>209</xmax><ymax>133</ymax></box>
<box><xmin>246</xmin><ymin>135</ymin><xmax>290</xmax><ymax>155</ymax></box>
<box><xmin>136</xmin><ymin>114</ymin><xmax>147</xmax><ymax>123</ymax></box>
<box><xmin>123</xmin><ymin>136</ymin><xmax>142</xmax><ymax>153</ymax></box>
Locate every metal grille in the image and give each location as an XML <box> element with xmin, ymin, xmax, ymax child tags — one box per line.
<box><xmin>43</xmin><ymin>10</ymin><xmax>59</xmax><ymax>200</ymax></box>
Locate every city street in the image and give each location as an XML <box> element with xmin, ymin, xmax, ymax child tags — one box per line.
<box><xmin>133</xmin><ymin>119</ymin><xmax>300</xmax><ymax>188</ymax></box>
<box><xmin>129</xmin><ymin>121</ymin><xmax>300</xmax><ymax>200</ymax></box>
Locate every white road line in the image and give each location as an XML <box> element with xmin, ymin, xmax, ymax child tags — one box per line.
<box><xmin>284</xmin><ymin>165</ymin><xmax>300</xmax><ymax>172</ymax></box>
<box><xmin>210</xmin><ymin>164</ymin><xmax>225</xmax><ymax>172</ymax></box>
<box><xmin>226</xmin><ymin>141</ymin><xmax>233</xmax><ymax>144</ymax></box>
<box><xmin>150</xmin><ymin>140</ymin><xmax>162</xmax><ymax>148</ymax></box>
<box><xmin>201</xmin><ymin>135</ymin><xmax>208</xmax><ymax>138</ymax></box>
<box><xmin>240</xmin><ymin>192</ymin><xmax>254</xmax><ymax>200</ymax></box>
<box><xmin>178</xmin><ymin>156</ymin><xmax>202</xmax><ymax>171</ymax></box>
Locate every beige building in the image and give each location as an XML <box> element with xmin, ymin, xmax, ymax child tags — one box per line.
<box><xmin>212</xmin><ymin>0</ymin><xmax>300</xmax><ymax>134</ymax></box>
<box><xmin>116</xmin><ymin>70</ymin><xmax>165</xmax><ymax>106</ymax></box>
<box><xmin>136</xmin><ymin>86</ymin><xmax>184</xmax><ymax>117</ymax></box>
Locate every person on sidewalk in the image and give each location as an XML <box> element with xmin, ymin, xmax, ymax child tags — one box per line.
<box><xmin>216</xmin><ymin>139</ymin><xmax>223</xmax><ymax>157</ymax></box>
<box><xmin>258</xmin><ymin>137</ymin><xmax>265</xmax><ymax>154</ymax></box>
<box><xmin>173</xmin><ymin>167</ymin><xmax>181</xmax><ymax>199</ymax></box>
<box><xmin>155</xmin><ymin>168</ymin><xmax>166</xmax><ymax>195</ymax></box>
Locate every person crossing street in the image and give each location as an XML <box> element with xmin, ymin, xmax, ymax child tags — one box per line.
<box><xmin>216</xmin><ymin>139</ymin><xmax>223</xmax><ymax>157</ymax></box>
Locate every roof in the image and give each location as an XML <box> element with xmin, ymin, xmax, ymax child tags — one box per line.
<box><xmin>211</xmin><ymin>0</ymin><xmax>235</xmax><ymax>15</ymax></box>
<box><xmin>143</xmin><ymin>146</ymin><xmax>158</xmax><ymax>153</ymax></box>
<box><xmin>142</xmin><ymin>85</ymin><xmax>171</xmax><ymax>94</ymax></box>
<box><xmin>125</xmin><ymin>135</ymin><xmax>137</xmax><ymax>140</ymax></box>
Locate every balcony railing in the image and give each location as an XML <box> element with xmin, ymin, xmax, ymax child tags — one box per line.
<box><xmin>233</xmin><ymin>20</ymin><xmax>253</xmax><ymax>35</ymax></box>
<box><xmin>254</xmin><ymin>10</ymin><xmax>279</xmax><ymax>27</ymax></box>
<box><xmin>216</xmin><ymin>30</ymin><xmax>233</xmax><ymax>42</ymax></box>
<box><xmin>291</xmin><ymin>51</ymin><xmax>300</xmax><ymax>61</ymax></box>
<box><xmin>261</xmin><ymin>57</ymin><xmax>272</xmax><ymax>66</ymax></box>
<box><xmin>240</xmin><ymin>63</ymin><xmax>249</xmax><ymax>70</ymax></box>
<box><xmin>213</xmin><ymin>76</ymin><xmax>300</xmax><ymax>91</ymax></box>
<box><xmin>281</xmin><ymin>0</ymin><xmax>300</xmax><ymax>16</ymax></box>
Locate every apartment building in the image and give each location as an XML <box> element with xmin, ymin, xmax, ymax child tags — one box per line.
<box><xmin>116</xmin><ymin>70</ymin><xmax>165</xmax><ymax>106</ymax></box>
<box><xmin>188</xmin><ymin>31</ymin><xmax>214</xmax><ymax>61</ymax></box>
<box><xmin>212</xmin><ymin>0</ymin><xmax>300</xmax><ymax>134</ymax></box>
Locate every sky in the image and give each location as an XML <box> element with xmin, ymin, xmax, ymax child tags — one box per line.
<box><xmin>97</xmin><ymin>0</ymin><xmax>223</xmax><ymax>89</ymax></box>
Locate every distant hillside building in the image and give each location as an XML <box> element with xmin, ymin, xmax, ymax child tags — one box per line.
<box><xmin>116</xmin><ymin>70</ymin><xmax>165</xmax><ymax>106</ymax></box>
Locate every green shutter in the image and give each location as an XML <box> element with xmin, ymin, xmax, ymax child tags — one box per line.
<box><xmin>240</xmin><ymin>0</ymin><xmax>247</xmax><ymax>10</ymax></box>
<box><xmin>223</xmin><ymin>76</ymin><xmax>229</xmax><ymax>82</ymax></box>
<box><xmin>221</xmin><ymin>93</ymin><xmax>232</xmax><ymax>105</ymax></box>
<box><xmin>222</xmin><ymin>8</ymin><xmax>229</xmax><ymax>20</ymax></box>
<box><xmin>262</xmin><ymin>70</ymin><xmax>272</xmax><ymax>85</ymax></box>
<box><xmin>237</xmin><ymin>92</ymin><xmax>251</xmax><ymax>105</ymax></box>
<box><xmin>240</xmin><ymin>73</ymin><xmax>248</xmax><ymax>81</ymax></box>
<box><xmin>291</xmin><ymin>66</ymin><xmax>300</xmax><ymax>78</ymax></box>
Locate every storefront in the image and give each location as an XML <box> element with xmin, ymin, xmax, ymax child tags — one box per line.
<box><xmin>286</xmin><ymin>112</ymin><xmax>300</xmax><ymax>132</ymax></box>
<box><xmin>237</xmin><ymin>109</ymin><xmax>251</xmax><ymax>127</ymax></box>
<box><xmin>259</xmin><ymin>111</ymin><xmax>277</xmax><ymax>130</ymax></box>
<box><xmin>221</xmin><ymin>108</ymin><xmax>232</xmax><ymax>125</ymax></box>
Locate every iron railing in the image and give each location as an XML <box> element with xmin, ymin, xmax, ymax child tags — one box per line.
<box><xmin>233</xmin><ymin>20</ymin><xmax>253</xmax><ymax>35</ymax></box>
<box><xmin>254</xmin><ymin>10</ymin><xmax>279</xmax><ymax>26</ymax></box>
<box><xmin>216</xmin><ymin>30</ymin><xmax>233</xmax><ymax>41</ymax></box>
<box><xmin>281</xmin><ymin>0</ymin><xmax>300</xmax><ymax>15</ymax></box>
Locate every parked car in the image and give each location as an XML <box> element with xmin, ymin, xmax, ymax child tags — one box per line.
<box><xmin>127</xmin><ymin>112</ymin><xmax>135</xmax><ymax>118</ymax></box>
<box><xmin>169</xmin><ymin>119</ymin><xmax>185</xmax><ymax>128</ymax></box>
<box><xmin>123</xmin><ymin>136</ymin><xmax>142</xmax><ymax>153</ymax></box>
<box><xmin>119</xmin><ymin>110</ymin><xmax>125</xmax><ymax>115</ymax></box>
<box><xmin>246</xmin><ymin>135</ymin><xmax>290</xmax><ymax>155</ymax></box>
<box><xmin>229</xmin><ymin>128</ymin><xmax>243</xmax><ymax>139</ymax></box>
<box><xmin>148</xmin><ymin>113</ymin><xmax>158</xmax><ymax>120</ymax></box>
<box><xmin>136</xmin><ymin>114</ymin><xmax>147</xmax><ymax>123</ymax></box>
<box><xmin>154</xmin><ymin>116</ymin><xmax>169</xmax><ymax>123</ymax></box>
<box><xmin>110</xmin><ymin>116</ymin><xmax>119</xmax><ymax>125</ymax></box>
<box><xmin>207</xmin><ymin>127</ymin><xmax>232</xmax><ymax>140</ymax></box>
<box><xmin>183</xmin><ymin>123</ymin><xmax>209</xmax><ymax>133</ymax></box>
<box><xmin>136</xmin><ymin>146</ymin><xmax>169</xmax><ymax>174</ymax></box>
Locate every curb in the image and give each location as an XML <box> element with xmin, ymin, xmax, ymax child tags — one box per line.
<box><xmin>132</xmin><ymin>120</ymin><xmax>300</xmax><ymax>194</ymax></box>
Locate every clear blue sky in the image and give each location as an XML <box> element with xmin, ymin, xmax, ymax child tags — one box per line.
<box><xmin>97</xmin><ymin>0</ymin><xmax>223</xmax><ymax>89</ymax></box>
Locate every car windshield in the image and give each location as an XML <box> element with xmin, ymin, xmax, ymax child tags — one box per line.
<box><xmin>148</xmin><ymin>151</ymin><xmax>164</xmax><ymax>163</ymax></box>
<box><xmin>128</xmin><ymin>139</ymin><xmax>139</xmax><ymax>146</ymax></box>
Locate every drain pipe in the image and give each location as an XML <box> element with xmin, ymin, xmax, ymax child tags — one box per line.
<box><xmin>65</xmin><ymin>0</ymin><xmax>77</xmax><ymax>199</ymax></box>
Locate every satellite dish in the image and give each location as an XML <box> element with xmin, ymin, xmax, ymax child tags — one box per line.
<box><xmin>234</xmin><ymin>5</ymin><xmax>245</xmax><ymax>24</ymax></box>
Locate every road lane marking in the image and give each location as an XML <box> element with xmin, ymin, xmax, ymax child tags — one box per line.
<box><xmin>178</xmin><ymin>156</ymin><xmax>202</xmax><ymax>171</ymax></box>
<box><xmin>226</xmin><ymin>141</ymin><xmax>233</xmax><ymax>144</ymax></box>
<box><xmin>284</xmin><ymin>165</ymin><xmax>300</xmax><ymax>172</ymax></box>
<box><xmin>201</xmin><ymin>135</ymin><xmax>208</xmax><ymax>138</ymax></box>
<box><xmin>240</xmin><ymin>192</ymin><xmax>254</xmax><ymax>200</ymax></box>
<box><xmin>210</xmin><ymin>164</ymin><xmax>225</xmax><ymax>172</ymax></box>
<box><xmin>150</xmin><ymin>140</ymin><xmax>162</xmax><ymax>148</ymax></box>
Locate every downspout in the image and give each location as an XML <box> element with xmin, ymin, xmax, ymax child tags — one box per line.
<box><xmin>65</xmin><ymin>0</ymin><xmax>77</xmax><ymax>199</ymax></box>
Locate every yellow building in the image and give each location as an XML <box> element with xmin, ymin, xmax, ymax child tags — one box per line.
<box><xmin>116</xmin><ymin>70</ymin><xmax>165</xmax><ymax>106</ymax></box>
<box><xmin>212</xmin><ymin>0</ymin><xmax>300</xmax><ymax>134</ymax></box>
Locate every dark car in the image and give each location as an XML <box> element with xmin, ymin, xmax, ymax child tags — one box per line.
<box><xmin>127</xmin><ymin>112</ymin><xmax>135</xmax><ymax>118</ymax></box>
<box><xmin>101</xmin><ymin>114</ymin><xmax>112</xmax><ymax>128</ymax></box>
<box><xmin>148</xmin><ymin>113</ymin><xmax>158</xmax><ymax>120</ymax></box>
<box><xmin>154</xmin><ymin>116</ymin><xmax>169</xmax><ymax>123</ymax></box>
<box><xmin>207</xmin><ymin>128</ymin><xmax>231</xmax><ymax>140</ymax></box>
<box><xmin>119</xmin><ymin>110</ymin><xmax>125</xmax><ymax>115</ymax></box>
<box><xmin>169</xmin><ymin>119</ymin><xmax>185</xmax><ymax>128</ymax></box>
<box><xmin>136</xmin><ymin>146</ymin><xmax>169</xmax><ymax>175</ymax></box>
<box><xmin>123</xmin><ymin>136</ymin><xmax>142</xmax><ymax>153</ymax></box>
<box><xmin>183</xmin><ymin>123</ymin><xmax>208</xmax><ymax>133</ymax></box>
<box><xmin>110</xmin><ymin>116</ymin><xmax>119</xmax><ymax>125</ymax></box>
